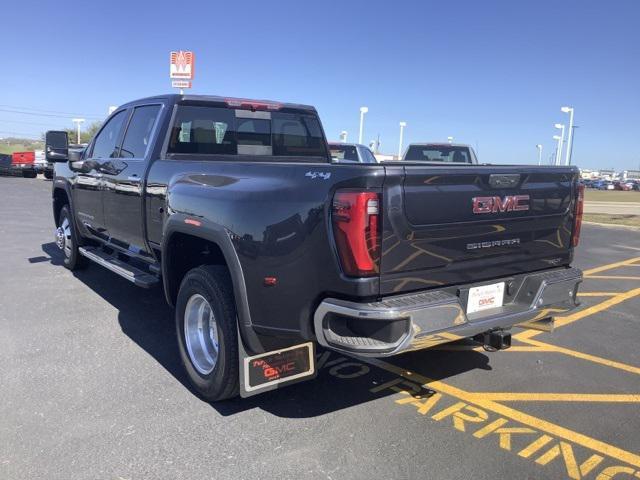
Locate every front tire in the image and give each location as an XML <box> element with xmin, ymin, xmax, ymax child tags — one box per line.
<box><xmin>56</xmin><ymin>205</ymin><xmax>86</xmax><ymax>270</ymax></box>
<box><xmin>176</xmin><ymin>266</ymin><xmax>240</xmax><ymax>402</ymax></box>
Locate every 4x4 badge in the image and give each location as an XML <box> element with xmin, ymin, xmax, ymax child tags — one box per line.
<box><xmin>305</xmin><ymin>171</ymin><xmax>331</xmax><ymax>180</ymax></box>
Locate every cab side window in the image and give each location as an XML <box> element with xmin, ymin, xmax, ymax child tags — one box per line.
<box><xmin>168</xmin><ymin>106</ymin><xmax>235</xmax><ymax>155</ymax></box>
<box><xmin>119</xmin><ymin>105</ymin><xmax>161</xmax><ymax>159</ymax></box>
<box><xmin>363</xmin><ymin>147</ymin><xmax>378</xmax><ymax>163</ymax></box>
<box><xmin>91</xmin><ymin>110</ymin><xmax>127</xmax><ymax>159</ymax></box>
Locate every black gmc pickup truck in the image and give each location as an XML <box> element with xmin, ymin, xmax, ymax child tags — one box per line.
<box><xmin>46</xmin><ymin>94</ymin><xmax>584</xmax><ymax>401</ymax></box>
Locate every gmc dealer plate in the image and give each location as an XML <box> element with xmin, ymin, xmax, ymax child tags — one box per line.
<box><xmin>466</xmin><ymin>282</ymin><xmax>505</xmax><ymax>314</ymax></box>
<box><xmin>240</xmin><ymin>342</ymin><xmax>315</xmax><ymax>397</ymax></box>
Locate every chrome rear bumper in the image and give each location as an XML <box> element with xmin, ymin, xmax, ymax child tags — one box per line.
<box><xmin>314</xmin><ymin>267</ymin><xmax>582</xmax><ymax>356</ymax></box>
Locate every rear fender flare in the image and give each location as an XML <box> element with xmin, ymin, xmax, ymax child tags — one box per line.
<box><xmin>162</xmin><ymin>214</ymin><xmax>264</xmax><ymax>354</ymax></box>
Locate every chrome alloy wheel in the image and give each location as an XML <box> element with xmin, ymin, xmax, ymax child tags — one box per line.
<box><xmin>184</xmin><ymin>294</ymin><xmax>220</xmax><ymax>375</ymax></box>
<box><xmin>56</xmin><ymin>217</ymin><xmax>72</xmax><ymax>258</ymax></box>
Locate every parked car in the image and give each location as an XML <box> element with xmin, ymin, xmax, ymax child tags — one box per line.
<box><xmin>0</xmin><ymin>153</ymin><xmax>11</xmax><ymax>175</ymax></box>
<box><xmin>45</xmin><ymin>94</ymin><xmax>584</xmax><ymax>401</ymax></box>
<box><xmin>0</xmin><ymin>151</ymin><xmax>37</xmax><ymax>178</ymax></box>
<box><xmin>595</xmin><ymin>180</ymin><xmax>615</xmax><ymax>190</ymax></box>
<box><xmin>34</xmin><ymin>150</ymin><xmax>48</xmax><ymax>176</ymax></box>
<box><xmin>615</xmin><ymin>181</ymin><xmax>634</xmax><ymax>191</ymax></box>
<box><xmin>328</xmin><ymin>142</ymin><xmax>378</xmax><ymax>163</ymax></box>
<box><xmin>402</xmin><ymin>143</ymin><xmax>479</xmax><ymax>163</ymax></box>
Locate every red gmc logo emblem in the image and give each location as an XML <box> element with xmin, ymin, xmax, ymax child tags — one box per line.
<box><xmin>472</xmin><ymin>195</ymin><xmax>530</xmax><ymax>214</ymax></box>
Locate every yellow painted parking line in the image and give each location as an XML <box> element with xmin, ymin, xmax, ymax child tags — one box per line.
<box><xmin>518</xmin><ymin>338</ymin><xmax>640</xmax><ymax>376</ymax></box>
<box><xmin>586</xmin><ymin>275</ymin><xmax>640</xmax><ymax>281</ymax></box>
<box><xmin>577</xmin><ymin>292</ymin><xmax>619</xmax><ymax>297</ymax></box>
<box><xmin>512</xmin><ymin>329</ymin><xmax>542</xmax><ymax>342</ymax></box>
<box><xmin>554</xmin><ymin>288</ymin><xmax>640</xmax><ymax>329</ymax></box>
<box><xmin>512</xmin><ymin>289</ymin><xmax>639</xmax><ymax>342</ymax></box>
<box><xmin>469</xmin><ymin>393</ymin><xmax>640</xmax><ymax>403</ymax></box>
<box><xmin>364</xmin><ymin>357</ymin><xmax>640</xmax><ymax>469</ymax></box>
<box><xmin>583</xmin><ymin>257</ymin><xmax>640</xmax><ymax>276</ymax></box>
<box><xmin>514</xmin><ymin>287</ymin><xmax>640</xmax><ymax>344</ymax></box>
<box><xmin>434</xmin><ymin>345</ymin><xmax>552</xmax><ymax>353</ymax></box>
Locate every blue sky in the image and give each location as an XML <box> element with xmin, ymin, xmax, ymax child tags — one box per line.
<box><xmin>2</xmin><ymin>0</ymin><xmax>639</xmax><ymax>170</ymax></box>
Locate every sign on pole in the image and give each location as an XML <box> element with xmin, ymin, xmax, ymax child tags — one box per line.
<box><xmin>170</xmin><ymin>51</ymin><xmax>195</xmax><ymax>79</ymax></box>
<box><xmin>171</xmin><ymin>80</ymin><xmax>192</xmax><ymax>89</ymax></box>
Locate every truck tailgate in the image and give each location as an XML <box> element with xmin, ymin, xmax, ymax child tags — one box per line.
<box><xmin>380</xmin><ymin>165</ymin><xmax>579</xmax><ymax>295</ymax></box>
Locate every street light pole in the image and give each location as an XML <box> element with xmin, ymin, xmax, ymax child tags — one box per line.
<box><xmin>358</xmin><ymin>107</ymin><xmax>368</xmax><ymax>144</ymax></box>
<box><xmin>398</xmin><ymin>122</ymin><xmax>407</xmax><ymax>159</ymax></box>
<box><xmin>554</xmin><ymin>123</ymin><xmax>565</xmax><ymax>165</ymax></box>
<box><xmin>553</xmin><ymin>135</ymin><xmax>562</xmax><ymax>166</ymax></box>
<box><xmin>561</xmin><ymin>106</ymin><xmax>575</xmax><ymax>165</ymax></box>
<box><xmin>536</xmin><ymin>144</ymin><xmax>543</xmax><ymax>165</ymax></box>
<box><xmin>72</xmin><ymin>118</ymin><xmax>85</xmax><ymax>144</ymax></box>
<box><xmin>568</xmin><ymin>125</ymin><xmax>578</xmax><ymax>165</ymax></box>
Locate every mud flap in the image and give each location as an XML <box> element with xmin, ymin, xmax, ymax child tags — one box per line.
<box><xmin>238</xmin><ymin>333</ymin><xmax>316</xmax><ymax>398</ymax></box>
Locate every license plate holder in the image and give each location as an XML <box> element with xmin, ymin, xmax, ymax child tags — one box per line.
<box><xmin>239</xmin><ymin>342</ymin><xmax>316</xmax><ymax>398</ymax></box>
<box><xmin>466</xmin><ymin>282</ymin><xmax>505</xmax><ymax>314</ymax></box>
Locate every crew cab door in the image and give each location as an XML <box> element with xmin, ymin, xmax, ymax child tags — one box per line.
<box><xmin>101</xmin><ymin>104</ymin><xmax>162</xmax><ymax>253</ymax></box>
<box><xmin>73</xmin><ymin>109</ymin><xmax>128</xmax><ymax>239</ymax></box>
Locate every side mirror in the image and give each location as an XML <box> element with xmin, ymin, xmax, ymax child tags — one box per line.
<box><xmin>45</xmin><ymin>131</ymin><xmax>69</xmax><ymax>162</ymax></box>
<box><xmin>68</xmin><ymin>149</ymin><xmax>84</xmax><ymax>162</ymax></box>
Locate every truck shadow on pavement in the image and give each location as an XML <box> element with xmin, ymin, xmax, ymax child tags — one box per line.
<box><xmin>40</xmin><ymin>242</ymin><xmax>492</xmax><ymax>418</ymax></box>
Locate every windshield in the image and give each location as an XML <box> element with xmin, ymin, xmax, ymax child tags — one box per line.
<box><xmin>405</xmin><ymin>145</ymin><xmax>473</xmax><ymax>163</ymax></box>
<box><xmin>329</xmin><ymin>144</ymin><xmax>359</xmax><ymax>162</ymax></box>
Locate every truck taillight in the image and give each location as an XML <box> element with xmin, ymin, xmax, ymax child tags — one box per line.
<box><xmin>332</xmin><ymin>191</ymin><xmax>381</xmax><ymax>277</ymax></box>
<box><xmin>572</xmin><ymin>184</ymin><xmax>585</xmax><ymax>247</ymax></box>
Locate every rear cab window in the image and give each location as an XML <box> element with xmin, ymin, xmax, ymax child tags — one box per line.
<box><xmin>167</xmin><ymin>104</ymin><xmax>328</xmax><ymax>160</ymax></box>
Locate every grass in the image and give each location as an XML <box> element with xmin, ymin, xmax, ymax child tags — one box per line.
<box><xmin>584</xmin><ymin>189</ymin><xmax>640</xmax><ymax>203</ymax></box>
<box><xmin>583</xmin><ymin>213</ymin><xmax>640</xmax><ymax>227</ymax></box>
<box><xmin>0</xmin><ymin>142</ymin><xmax>43</xmax><ymax>155</ymax></box>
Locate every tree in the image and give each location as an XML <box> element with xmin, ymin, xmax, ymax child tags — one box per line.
<box><xmin>64</xmin><ymin>121</ymin><xmax>103</xmax><ymax>144</ymax></box>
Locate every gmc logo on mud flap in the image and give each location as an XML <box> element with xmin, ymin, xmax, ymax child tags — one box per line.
<box><xmin>472</xmin><ymin>195</ymin><xmax>530</xmax><ymax>214</ymax></box>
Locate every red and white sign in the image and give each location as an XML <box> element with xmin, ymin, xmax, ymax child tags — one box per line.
<box><xmin>170</xmin><ymin>51</ymin><xmax>195</xmax><ymax>79</ymax></box>
<box><xmin>171</xmin><ymin>80</ymin><xmax>192</xmax><ymax>89</ymax></box>
<box><xmin>467</xmin><ymin>282</ymin><xmax>505</xmax><ymax>314</ymax></box>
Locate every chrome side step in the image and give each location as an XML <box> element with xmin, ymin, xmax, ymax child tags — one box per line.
<box><xmin>78</xmin><ymin>247</ymin><xmax>159</xmax><ymax>288</ymax></box>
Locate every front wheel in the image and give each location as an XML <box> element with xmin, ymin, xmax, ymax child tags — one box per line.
<box><xmin>56</xmin><ymin>205</ymin><xmax>86</xmax><ymax>270</ymax></box>
<box><xmin>176</xmin><ymin>265</ymin><xmax>240</xmax><ymax>402</ymax></box>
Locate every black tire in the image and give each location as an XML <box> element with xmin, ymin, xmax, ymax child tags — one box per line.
<box><xmin>57</xmin><ymin>205</ymin><xmax>87</xmax><ymax>270</ymax></box>
<box><xmin>44</xmin><ymin>171</ymin><xmax>53</xmax><ymax>180</ymax></box>
<box><xmin>176</xmin><ymin>265</ymin><xmax>239</xmax><ymax>402</ymax></box>
<box><xmin>23</xmin><ymin>170</ymin><xmax>37</xmax><ymax>178</ymax></box>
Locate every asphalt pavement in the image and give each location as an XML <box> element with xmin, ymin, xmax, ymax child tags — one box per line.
<box><xmin>1</xmin><ymin>176</ymin><xmax>640</xmax><ymax>480</ymax></box>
